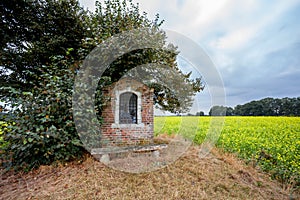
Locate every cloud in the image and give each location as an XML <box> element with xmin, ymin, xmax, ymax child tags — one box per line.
<box><xmin>78</xmin><ymin>0</ymin><xmax>300</xmax><ymax>112</ymax></box>
<box><xmin>209</xmin><ymin>0</ymin><xmax>300</xmax><ymax>51</ymax></box>
<box><xmin>136</xmin><ymin>0</ymin><xmax>300</xmax><ymax>111</ymax></box>
<box><xmin>78</xmin><ymin>0</ymin><xmax>96</xmax><ymax>11</ymax></box>
<box><xmin>133</xmin><ymin>0</ymin><xmax>232</xmax><ymax>39</ymax></box>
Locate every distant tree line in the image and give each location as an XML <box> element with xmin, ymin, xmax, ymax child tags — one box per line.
<box><xmin>209</xmin><ymin>97</ymin><xmax>300</xmax><ymax>116</ymax></box>
<box><xmin>187</xmin><ymin>111</ymin><xmax>205</xmax><ymax>116</ymax></box>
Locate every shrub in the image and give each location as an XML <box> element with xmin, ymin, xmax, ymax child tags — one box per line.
<box><xmin>1</xmin><ymin>55</ymin><xmax>84</xmax><ymax>170</ymax></box>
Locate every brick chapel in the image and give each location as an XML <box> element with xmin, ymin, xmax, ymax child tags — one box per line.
<box><xmin>100</xmin><ymin>78</ymin><xmax>154</xmax><ymax>147</ymax></box>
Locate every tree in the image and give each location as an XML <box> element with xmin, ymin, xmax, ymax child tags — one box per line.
<box><xmin>209</xmin><ymin>106</ymin><xmax>234</xmax><ymax>116</ymax></box>
<box><xmin>0</xmin><ymin>0</ymin><xmax>203</xmax><ymax>170</ymax></box>
<box><xmin>233</xmin><ymin>97</ymin><xmax>300</xmax><ymax>116</ymax></box>
<box><xmin>89</xmin><ymin>0</ymin><xmax>203</xmax><ymax>114</ymax></box>
<box><xmin>260</xmin><ymin>98</ymin><xmax>274</xmax><ymax>116</ymax></box>
<box><xmin>0</xmin><ymin>0</ymin><xmax>90</xmax><ymax>92</ymax></box>
<box><xmin>225</xmin><ymin>107</ymin><xmax>234</xmax><ymax>116</ymax></box>
<box><xmin>195</xmin><ymin>111</ymin><xmax>205</xmax><ymax>116</ymax></box>
<box><xmin>209</xmin><ymin>105</ymin><xmax>226</xmax><ymax>116</ymax></box>
<box><xmin>1</xmin><ymin>0</ymin><xmax>202</xmax><ymax>114</ymax></box>
<box><xmin>0</xmin><ymin>0</ymin><xmax>90</xmax><ymax>170</ymax></box>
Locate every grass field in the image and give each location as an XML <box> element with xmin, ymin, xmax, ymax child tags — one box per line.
<box><xmin>155</xmin><ymin>116</ymin><xmax>300</xmax><ymax>187</ymax></box>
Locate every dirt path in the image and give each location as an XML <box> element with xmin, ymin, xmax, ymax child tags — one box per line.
<box><xmin>1</xmin><ymin>146</ymin><xmax>298</xmax><ymax>200</ymax></box>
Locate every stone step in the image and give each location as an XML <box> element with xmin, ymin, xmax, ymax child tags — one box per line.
<box><xmin>91</xmin><ymin>143</ymin><xmax>168</xmax><ymax>155</ymax></box>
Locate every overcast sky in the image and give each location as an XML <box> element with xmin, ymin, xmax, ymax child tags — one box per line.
<box><xmin>79</xmin><ymin>0</ymin><xmax>300</xmax><ymax>114</ymax></box>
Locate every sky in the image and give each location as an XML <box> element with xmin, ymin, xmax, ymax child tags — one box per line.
<box><xmin>79</xmin><ymin>0</ymin><xmax>300</xmax><ymax>114</ymax></box>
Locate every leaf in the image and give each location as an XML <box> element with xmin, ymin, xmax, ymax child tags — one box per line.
<box><xmin>71</xmin><ymin>139</ymin><xmax>83</xmax><ymax>147</ymax></box>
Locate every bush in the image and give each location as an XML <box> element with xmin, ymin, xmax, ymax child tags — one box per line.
<box><xmin>1</xmin><ymin>55</ymin><xmax>84</xmax><ymax>170</ymax></box>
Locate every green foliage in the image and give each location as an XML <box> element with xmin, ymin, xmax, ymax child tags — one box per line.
<box><xmin>210</xmin><ymin>97</ymin><xmax>300</xmax><ymax>116</ymax></box>
<box><xmin>195</xmin><ymin>111</ymin><xmax>205</xmax><ymax>116</ymax></box>
<box><xmin>234</xmin><ymin>97</ymin><xmax>300</xmax><ymax>116</ymax></box>
<box><xmin>0</xmin><ymin>0</ymin><xmax>203</xmax><ymax>170</ymax></box>
<box><xmin>1</xmin><ymin>56</ymin><xmax>84</xmax><ymax>170</ymax></box>
<box><xmin>0</xmin><ymin>0</ymin><xmax>89</xmax><ymax>91</ymax></box>
<box><xmin>209</xmin><ymin>105</ymin><xmax>227</xmax><ymax>116</ymax></box>
<box><xmin>208</xmin><ymin>105</ymin><xmax>234</xmax><ymax>116</ymax></box>
<box><xmin>90</xmin><ymin>0</ymin><xmax>204</xmax><ymax>114</ymax></box>
<box><xmin>1</xmin><ymin>0</ymin><xmax>203</xmax><ymax>114</ymax></box>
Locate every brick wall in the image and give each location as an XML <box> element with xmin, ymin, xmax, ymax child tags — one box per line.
<box><xmin>100</xmin><ymin>78</ymin><xmax>154</xmax><ymax>147</ymax></box>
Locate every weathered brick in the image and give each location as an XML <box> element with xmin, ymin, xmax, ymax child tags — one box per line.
<box><xmin>100</xmin><ymin>78</ymin><xmax>154</xmax><ymax>147</ymax></box>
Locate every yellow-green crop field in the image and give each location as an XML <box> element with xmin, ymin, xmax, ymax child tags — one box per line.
<box><xmin>0</xmin><ymin>121</ymin><xmax>7</xmax><ymax>144</ymax></box>
<box><xmin>155</xmin><ymin>116</ymin><xmax>300</xmax><ymax>185</ymax></box>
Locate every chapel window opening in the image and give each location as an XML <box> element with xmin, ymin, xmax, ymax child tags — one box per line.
<box><xmin>119</xmin><ymin>92</ymin><xmax>137</xmax><ymax>124</ymax></box>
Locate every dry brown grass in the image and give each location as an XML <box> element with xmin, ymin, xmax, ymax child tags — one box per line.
<box><xmin>1</xmin><ymin>145</ymin><xmax>298</xmax><ymax>200</ymax></box>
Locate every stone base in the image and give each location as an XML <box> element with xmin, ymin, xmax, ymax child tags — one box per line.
<box><xmin>91</xmin><ymin>144</ymin><xmax>167</xmax><ymax>162</ymax></box>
